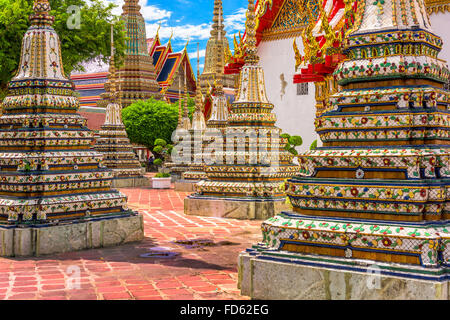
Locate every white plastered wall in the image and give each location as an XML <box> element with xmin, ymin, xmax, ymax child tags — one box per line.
<box><xmin>257</xmin><ymin>37</ymin><xmax>320</xmax><ymax>152</ymax></box>
<box><xmin>429</xmin><ymin>12</ymin><xmax>450</xmax><ymax>64</ymax></box>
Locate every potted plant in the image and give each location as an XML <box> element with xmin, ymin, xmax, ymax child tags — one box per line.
<box><xmin>152</xmin><ymin>172</ymin><xmax>172</xmax><ymax>189</ymax></box>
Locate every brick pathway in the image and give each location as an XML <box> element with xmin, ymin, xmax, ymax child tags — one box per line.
<box><xmin>0</xmin><ymin>185</ymin><xmax>262</xmax><ymax>300</ymax></box>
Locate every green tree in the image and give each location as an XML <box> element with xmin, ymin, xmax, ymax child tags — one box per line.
<box><xmin>122</xmin><ymin>97</ymin><xmax>194</xmax><ymax>150</ymax></box>
<box><xmin>0</xmin><ymin>0</ymin><xmax>126</xmax><ymax>98</ymax></box>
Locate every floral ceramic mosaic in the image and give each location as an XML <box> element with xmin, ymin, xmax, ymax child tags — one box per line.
<box><xmin>257</xmin><ymin>0</ymin><xmax>450</xmax><ymax>274</ymax></box>
<box><xmin>0</xmin><ymin>1</ymin><xmax>133</xmax><ymax>223</ymax></box>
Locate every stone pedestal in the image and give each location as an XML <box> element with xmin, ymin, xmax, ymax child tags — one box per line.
<box><xmin>0</xmin><ymin>213</ymin><xmax>144</xmax><ymax>257</ymax></box>
<box><xmin>111</xmin><ymin>176</ymin><xmax>150</xmax><ymax>188</ymax></box>
<box><xmin>185</xmin><ymin>195</ymin><xmax>290</xmax><ymax>220</ymax></box>
<box><xmin>238</xmin><ymin>249</ymin><xmax>450</xmax><ymax>300</ymax></box>
<box><xmin>174</xmin><ymin>179</ymin><xmax>198</xmax><ymax>192</ymax></box>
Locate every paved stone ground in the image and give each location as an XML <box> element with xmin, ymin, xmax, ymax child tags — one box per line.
<box><xmin>0</xmin><ymin>185</ymin><xmax>262</xmax><ymax>300</ymax></box>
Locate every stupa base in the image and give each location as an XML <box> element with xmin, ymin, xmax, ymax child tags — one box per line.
<box><xmin>0</xmin><ymin>213</ymin><xmax>144</xmax><ymax>257</ymax></box>
<box><xmin>238</xmin><ymin>246</ymin><xmax>450</xmax><ymax>300</ymax></box>
<box><xmin>174</xmin><ymin>179</ymin><xmax>199</xmax><ymax>192</ymax></box>
<box><xmin>184</xmin><ymin>195</ymin><xmax>289</xmax><ymax>220</ymax></box>
<box><xmin>111</xmin><ymin>176</ymin><xmax>150</xmax><ymax>188</ymax></box>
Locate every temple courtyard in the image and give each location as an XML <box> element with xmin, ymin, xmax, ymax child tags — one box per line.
<box><xmin>0</xmin><ymin>176</ymin><xmax>261</xmax><ymax>300</ymax></box>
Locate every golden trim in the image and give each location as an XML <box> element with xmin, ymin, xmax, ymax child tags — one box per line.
<box><xmin>262</xmin><ymin>26</ymin><xmax>305</xmax><ymax>41</ymax></box>
<box><xmin>426</xmin><ymin>0</ymin><xmax>450</xmax><ymax>14</ymax></box>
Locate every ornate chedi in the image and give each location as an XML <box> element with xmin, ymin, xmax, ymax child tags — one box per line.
<box><xmin>97</xmin><ymin>0</ymin><xmax>162</xmax><ymax>108</ymax></box>
<box><xmin>206</xmin><ymin>15</ymin><xmax>229</xmax><ymax>130</ymax></box>
<box><xmin>200</xmin><ymin>0</ymin><xmax>237</xmax><ymax>95</ymax></box>
<box><xmin>0</xmin><ymin>0</ymin><xmax>143</xmax><ymax>256</ymax></box>
<box><xmin>164</xmin><ymin>65</ymin><xmax>192</xmax><ymax>180</ymax></box>
<box><xmin>185</xmin><ymin>0</ymin><xmax>298</xmax><ymax>220</ymax></box>
<box><xmin>177</xmin><ymin>45</ymin><xmax>209</xmax><ymax>191</ymax></box>
<box><xmin>94</xmin><ymin>35</ymin><xmax>147</xmax><ymax>188</ymax></box>
<box><xmin>239</xmin><ymin>0</ymin><xmax>450</xmax><ymax>299</ymax></box>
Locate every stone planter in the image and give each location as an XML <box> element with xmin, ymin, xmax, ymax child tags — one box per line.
<box><xmin>152</xmin><ymin>177</ymin><xmax>171</xmax><ymax>189</ymax></box>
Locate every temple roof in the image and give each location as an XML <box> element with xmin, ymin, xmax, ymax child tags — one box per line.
<box><xmin>147</xmin><ymin>35</ymin><xmax>196</xmax><ymax>93</ymax></box>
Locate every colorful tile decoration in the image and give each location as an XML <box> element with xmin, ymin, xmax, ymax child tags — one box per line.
<box><xmin>190</xmin><ymin>0</ymin><xmax>298</xmax><ymax>200</ymax></box>
<box><xmin>0</xmin><ymin>0</ymin><xmax>133</xmax><ymax>223</ymax></box>
<box><xmin>253</xmin><ymin>0</ymin><xmax>450</xmax><ymax>275</ymax></box>
<box><xmin>199</xmin><ymin>0</ymin><xmax>237</xmax><ymax>96</ymax></box>
<box><xmin>96</xmin><ymin>0</ymin><xmax>162</xmax><ymax>108</ymax></box>
<box><xmin>182</xmin><ymin>44</ymin><xmax>209</xmax><ymax>183</ymax></box>
<box><xmin>94</xmin><ymin>47</ymin><xmax>145</xmax><ymax>180</ymax></box>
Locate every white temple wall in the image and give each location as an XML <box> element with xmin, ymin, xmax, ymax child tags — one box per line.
<box><xmin>429</xmin><ymin>12</ymin><xmax>450</xmax><ymax>64</ymax></box>
<box><xmin>257</xmin><ymin>38</ymin><xmax>320</xmax><ymax>153</ymax></box>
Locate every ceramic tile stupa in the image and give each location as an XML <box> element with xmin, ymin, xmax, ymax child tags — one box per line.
<box><xmin>0</xmin><ymin>0</ymin><xmax>143</xmax><ymax>257</ymax></box>
<box><xmin>199</xmin><ymin>0</ymin><xmax>237</xmax><ymax>95</ymax></box>
<box><xmin>94</xmin><ymin>35</ymin><xmax>147</xmax><ymax>188</ymax></box>
<box><xmin>184</xmin><ymin>0</ymin><xmax>299</xmax><ymax>220</ymax></box>
<box><xmin>175</xmin><ymin>13</ymin><xmax>230</xmax><ymax>192</ymax></box>
<box><xmin>239</xmin><ymin>0</ymin><xmax>450</xmax><ymax>300</ymax></box>
<box><xmin>175</xmin><ymin>45</ymin><xmax>209</xmax><ymax>192</ymax></box>
<box><xmin>164</xmin><ymin>64</ymin><xmax>193</xmax><ymax>181</ymax></box>
<box><xmin>97</xmin><ymin>0</ymin><xmax>162</xmax><ymax>108</ymax></box>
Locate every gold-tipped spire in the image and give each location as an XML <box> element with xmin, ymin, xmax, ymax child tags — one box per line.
<box><xmin>211</xmin><ymin>0</ymin><xmax>225</xmax><ymax>39</ymax></box>
<box><xmin>109</xmin><ymin>24</ymin><xmax>118</xmax><ymax>104</ymax></box>
<box><xmin>192</xmin><ymin>42</ymin><xmax>207</xmax><ymax>131</ymax></box>
<box><xmin>195</xmin><ymin>42</ymin><xmax>203</xmax><ymax>112</ymax></box>
<box><xmin>244</xmin><ymin>0</ymin><xmax>259</xmax><ymax>65</ymax></box>
<box><xmin>177</xmin><ymin>75</ymin><xmax>183</xmax><ymax>128</ymax></box>
<box><xmin>183</xmin><ymin>59</ymin><xmax>189</xmax><ymax>118</ymax></box>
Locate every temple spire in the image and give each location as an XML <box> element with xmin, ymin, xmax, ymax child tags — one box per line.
<box><xmin>244</xmin><ymin>0</ymin><xmax>259</xmax><ymax>65</ymax></box>
<box><xmin>178</xmin><ymin>76</ymin><xmax>183</xmax><ymax>129</ymax></box>
<box><xmin>195</xmin><ymin>43</ymin><xmax>203</xmax><ymax>112</ymax></box>
<box><xmin>182</xmin><ymin>55</ymin><xmax>192</xmax><ymax>130</ymax></box>
<box><xmin>192</xmin><ymin>43</ymin><xmax>207</xmax><ymax>131</ymax></box>
<box><xmin>109</xmin><ymin>24</ymin><xmax>117</xmax><ymax>104</ymax></box>
<box><xmin>98</xmin><ymin>0</ymin><xmax>162</xmax><ymax>107</ymax></box>
<box><xmin>211</xmin><ymin>0</ymin><xmax>225</xmax><ymax>39</ymax></box>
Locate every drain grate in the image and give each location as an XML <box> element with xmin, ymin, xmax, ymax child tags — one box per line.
<box><xmin>173</xmin><ymin>239</ymin><xmax>216</xmax><ymax>249</ymax></box>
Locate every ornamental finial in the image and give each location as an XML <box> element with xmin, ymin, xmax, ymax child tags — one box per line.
<box><xmin>195</xmin><ymin>42</ymin><xmax>203</xmax><ymax>112</ymax></box>
<box><xmin>244</xmin><ymin>0</ymin><xmax>259</xmax><ymax>65</ymax></box>
<box><xmin>30</xmin><ymin>0</ymin><xmax>54</xmax><ymax>26</ymax></box>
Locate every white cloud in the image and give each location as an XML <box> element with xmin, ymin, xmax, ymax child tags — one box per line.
<box><xmin>224</xmin><ymin>7</ymin><xmax>247</xmax><ymax>34</ymax></box>
<box><xmin>99</xmin><ymin>0</ymin><xmax>172</xmax><ymax>21</ymax></box>
<box><xmin>146</xmin><ymin>22</ymin><xmax>212</xmax><ymax>41</ymax></box>
<box><xmin>188</xmin><ymin>49</ymin><xmax>206</xmax><ymax>59</ymax></box>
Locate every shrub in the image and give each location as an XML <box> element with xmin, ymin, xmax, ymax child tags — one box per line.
<box><xmin>310</xmin><ymin>140</ymin><xmax>318</xmax><ymax>150</ymax></box>
<box><xmin>282</xmin><ymin>133</ymin><xmax>303</xmax><ymax>156</ymax></box>
<box><xmin>155</xmin><ymin>172</ymin><xmax>171</xmax><ymax>178</ymax></box>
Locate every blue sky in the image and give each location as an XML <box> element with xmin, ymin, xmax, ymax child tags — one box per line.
<box><xmin>104</xmin><ymin>0</ymin><xmax>248</xmax><ymax>74</ymax></box>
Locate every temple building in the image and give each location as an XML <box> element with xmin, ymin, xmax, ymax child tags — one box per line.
<box><xmin>240</xmin><ymin>0</ymin><xmax>450</xmax><ymax>299</ymax></box>
<box><xmin>0</xmin><ymin>0</ymin><xmax>143</xmax><ymax>256</ymax></box>
<box><xmin>184</xmin><ymin>0</ymin><xmax>299</xmax><ymax>220</ymax></box>
<box><xmin>147</xmin><ymin>34</ymin><xmax>197</xmax><ymax>102</ymax></box>
<box><xmin>199</xmin><ymin>0</ymin><xmax>238</xmax><ymax>102</ymax></box>
<box><xmin>225</xmin><ymin>0</ymin><xmax>450</xmax><ymax>153</ymax></box>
